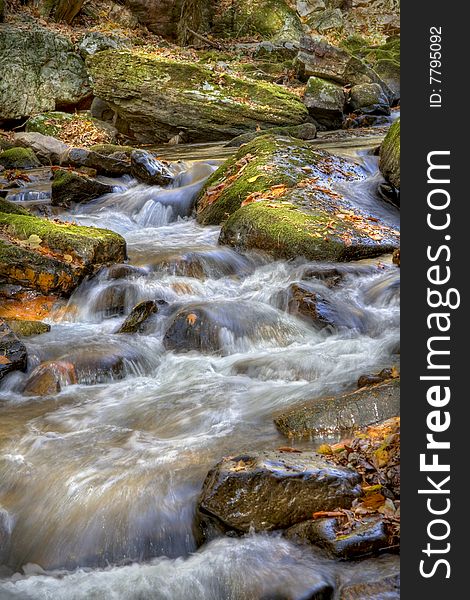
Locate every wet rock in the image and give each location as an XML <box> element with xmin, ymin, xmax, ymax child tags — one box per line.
<box><xmin>301</xmin><ymin>266</ymin><xmax>343</xmax><ymax>287</ymax></box>
<box><xmin>286</xmin><ymin>283</ymin><xmax>335</xmax><ymax>329</ymax></box>
<box><xmin>86</xmin><ymin>51</ymin><xmax>308</xmax><ymax>143</ymax></box>
<box><xmin>379</xmin><ymin>119</ymin><xmax>400</xmax><ymax>189</ymax></box>
<box><xmin>225</xmin><ymin>123</ymin><xmax>317</xmax><ymax>147</ymax></box>
<box><xmin>0</xmin><ymin>148</ymin><xmax>41</xmax><ymax>170</ymax></box>
<box><xmin>92</xmin><ymin>282</ymin><xmax>139</xmax><ymax>318</ymax></box>
<box><xmin>339</xmin><ymin>573</ymin><xmax>400</xmax><ymax>600</ymax></box>
<box><xmin>357</xmin><ymin>368</ymin><xmax>395</xmax><ymax>389</ymax></box>
<box><xmin>296</xmin><ymin>36</ymin><xmax>390</xmax><ymax>94</ymax></box>
<box><xmin>117</xmin><ymin>300</ymin><xmax>158</xmax><ymax>333</ymax></box>
<box><xmin>0</xmin><ymin>319</ymin><xmax>28</xmax><ymax>382</ymax></box>
<box><xmin>0</xmin><ymin>506</ymin><xmax>12</xmax><ymax>564</ymax></box>
<box><xmin>374</xmin><ymin>60</ymin><xmax>400</xmax><ymax>105</ymax></box>
<box><xmin>61</xmin><ymin>147</ymin><xmax>130</xmax><ymax>177</ymax></box>
<box><xmin>71</xmin><ymin>351</ymin><xmax>128</xmax><ymax>384</ymax></box>
<box><xmin>392</xmin><ymin>248</ymin><xmax>400</xmax><ymax>267</ymax></box>
<box><xmin>198</xmin><ymin>451</ymin><xmax>362</xmax><ymax>534</ymax></box>
<box><xmin>105</xmin><ymin>263</ymin><xmax>148</xmax><ymax>280</ymax></box>
<box><xmin>349</xmin><ymin>83</ymin><xmax>390</xmax><ymax>116</ymax></box>
<box><xmin>285</xmin><ymin>515</ymin><xmax>389</xmax><ymax>559</ymax></box>
<box><xmin>3</xmin><ymin>319</ymin><xmax>51</xmax><ymax>337</ymax></box>
<box><xmin>89</xmin><ymin>144</ymin><xmax>134</xmax><ymax>159</ymax></box>
<box><xmin>51</xmin><ymin>169</ymin><xmax>114</xmax><ymax>208</ymax></box>
<box><xmin>130</xmin><ymin>150</ymin><xmax>174</xmax><ymax>186</ymax></box>
<box><xmin>78</xmin><ymin>31</ymin><xmax>131</xmax><ymax>57</ymax></box>
<box><xmin>274</xmin><ymin>379</ymin><xmax>400</xmax><ymax>438</ymax></box>
<box><xmin>0</xmin><ymin>24</ymin><xmax>91</xmax><ymax>121</ymax></box>
<box><xmin>377</xmin><ymin>182</ymin><xmax>399</xmax><ymax>208</ymax></box>
<box><xmin>0</xmin><ymin>207</ymin><xmax>126</xmax><ymax>295</ymax></box>
<box><xmin>303</xmin><ymin>77</ymin><xmax>345</xmax><ymax>129</ymax></box>
<box><xmin>343</xmin><ymin>114</ymin><xmax>390</xmax><ymax>129</ymax></box>
<box><xmin>22</xmin><ymin>360</ymin><xmax>77</xmax><ymax>396</ymax></box>
<box><xmin>12</xmin><ymin>133</ymin><xmax>69</xmax><ymax>166</ymax></box>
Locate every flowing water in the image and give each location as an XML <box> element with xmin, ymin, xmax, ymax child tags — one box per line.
<box><xmin>0</xmin><ymin>136</ymin><xmax>400</xmax><ymax>599</ymax></box>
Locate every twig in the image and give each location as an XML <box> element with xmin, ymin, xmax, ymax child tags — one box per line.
<box><xmin>186</xmin><ymin>27</ymin><xmax>225</xmax><ymax>50</ymax></box>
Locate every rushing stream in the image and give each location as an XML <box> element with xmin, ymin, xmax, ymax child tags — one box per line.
<box><xmin>0</xmin><ymin>136</ymin><xmax>400</xmax><ymax>599</ymax></box>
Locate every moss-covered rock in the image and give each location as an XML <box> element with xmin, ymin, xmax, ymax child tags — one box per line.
<box><xmin>4</xmin><ymin>319</ymin><xmax>51</xmax><ymax>337</ymax></box>
<box><xmin>304</xmin><ymin>76</ymin><xmax>345</xmax><ymax>128</ymax></box>
<box><xmin>211</xmin><ymin>0</ymin><xmax>303</xmax><ymax>41</ymax></box>
<box><xmin>86</xmin><ymin>50</ymin><xmax>309</xmax><ymax>143</ymax></box>
<box><xmin>13</xmin><ymin>132</ymin><xmax>69</xmax><ymax>166</ymax></box>
<box><xmin>0</xmin><ymin>25</ymin><xmax>91</xmax><ymax>120</ymax></box>
<box><xmin>89</xmin><ymin>144</ymin><xmax>134</xmax><ymax>158</ymax></box>
<box><xmin>0</xmin><ymin>204</ymin><xmax>126</xmax><ymax>295</ymax></box>
<box><xmin>0</xmin><ymin>148</ymin><xmax>41</xmax><ymax>170</ymax></box>
<box><xmin>225</xmin><ymin>123</ymin><xmax>317</xmax><ymax>147</ymax></box>
<box><xmin>51</xmin><ymin>169</ymin><xmax>114</xmax><ymax>207</ymax></box>
<box><xmin>380</xmin><ymin>118</ymin><xmax>400</xmax><ymax>189</ymax></box>
<box><xmin>203</xmin><ymin>135</ymin><xmax>399</xmax><ymax>260</ymax></box>
<box><xmin>349</xmin><ymin>83</ymin><xmax>390</xmax><ymax>116</ymax></box>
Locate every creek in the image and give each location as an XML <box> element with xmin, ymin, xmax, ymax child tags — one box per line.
<box><xmin>0</xmin><ymin>134</ymin><xmax>400</xmax><ymax>599</ymax></box>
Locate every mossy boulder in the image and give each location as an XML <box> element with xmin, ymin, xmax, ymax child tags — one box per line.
<box><xmin>203</xmin><ymin>135</ymin><xmax>399</xmax><ymax>260</ymax></box>
<box><xmin>0</xmin><ymin>148</ymin><xmax>41</xmax><ymax>170</ymax></box>
<box><xmin>89</xmin><ymin>144</ymin><xmax>134</xmax><ymax>158</ymax></box>
<box><xmin>13</xmin><ymin>132</ymin><xmax>69</xmax><ymax>166</ymax></box>
<box><xmin>380</xmin><ymin>118</ymin><xmax>400</xmax><ymax>189</ymax></box>
<box><xmin>4</xmin><ymin>319</ymin><xmax>51</xmax><ymax>337</ymax></box>
<box><xmin>0</xmin><ymin>200</ymin><xmax>126</xmax><ymax>295</ymax></box>
<box><xmin>51</xmin><ymin>169</ymin><xmax>114</xmax><ymax>208</ymax></box>
<box><xmin>349</xmin><ymin>83</ymin><xmax>390</xmax><ymax>116</ymax></box>
<box><xmin>86</xmin><ymin>50</ymin><xmax>309</xmax><ymax>143</ymax></box>
<box><xmin>0</xmin><ymin>25</ymin><xmax>91</xmax><ymax>120</ymax></box>
<box><xmin>211</xmin><ymin>0</ymin><xmax>303</xmax><ymax>41</ymax></box>
<box><xmin>303</xmin><ymin>76</ymin><xmax>345</xmax><ymax>128</ymax></box>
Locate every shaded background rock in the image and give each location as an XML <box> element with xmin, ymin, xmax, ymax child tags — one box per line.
<box><xmin>0</xmin><ymin>319</ymin><xmax>28</xmax><ymax>381</ymax></box>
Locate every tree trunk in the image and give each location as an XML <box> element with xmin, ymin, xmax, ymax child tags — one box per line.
<box><xmin>39</xmin><ymin>0</ymin><xmax>85</xmax><ymax>24</ymax></box>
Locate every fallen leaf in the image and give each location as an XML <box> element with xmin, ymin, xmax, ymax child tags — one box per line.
<box><xmin>186</xmin><ymin>313</ymin><xmax>197</xmax><ymax>326</ymax></box>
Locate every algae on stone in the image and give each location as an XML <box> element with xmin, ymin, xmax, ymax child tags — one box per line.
<box><xmin>380</xmin><ymin>118</ymin><xmax>400</xmax><ymax>189</ymax></box>
<box><xmin>86</xmin><ymin>50</ymin><xmax>308</xmax><ymax>143</ymax></box>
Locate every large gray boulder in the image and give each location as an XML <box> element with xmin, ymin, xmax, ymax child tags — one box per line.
<box><xmin>303</xmin><ymin>76</ymin><xmax>345</xmax><ymax>128</ymax></box>
<box><xmin>13</xmin><ymin>132</ymin><xmax>69</xmax><ymax>165</ymax></box>
<box><xmin>198</xmin><ymin>450</ymin><xmax>362</xmax><ymax>533</ymax></box>
<box><xmin>0</xmin><ymin>25</ymin><xmax>91</xmax><ymax>121</ymax></box>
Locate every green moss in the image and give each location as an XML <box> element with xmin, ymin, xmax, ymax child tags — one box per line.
<box><xmin>0</xmin><ymin>198</ymin><xmax>31</xmax><ymax>216</ymax></box>
<box><xmin>86</xmin><ymin>51</ymin><xmax>308</xmax><ymax>143</ymax></box>
<box><xmin>0</xmin><ymin>212</ymin><xmax>126</xmax><ymax>264</ymax></box>
<box><xmin>379</xmin><ymin>118</ymin><xmax>400</xmax><ymax>189</ymax></box>
<box><xmin>197</xmin><ymin>135</ymin><xmax>321</xmax><ymax>225</ymax></box>
<box><xmin>0</xmin><ymin>147</ymin><xmax>41</xmax><ymax>169</ymax></box>
<box><xmin>5</xmin><ymin>319</ymin><xmax>51</xmax><ymax>337</ymax></box>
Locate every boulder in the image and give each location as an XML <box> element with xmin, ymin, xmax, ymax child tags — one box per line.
<box><xmin>13</xmin><ymin>132</ymin><xmax>69</xmax><ymax>165</ymax></box>
<box><xmin>86</xmin><ymin>50</ymin><xmax>309</xmax><ymax>143</ymax></box>
<box><xmin>198</xmin><ymin>450</ymin><xmax>362</xmax><ymax>533</ymax></box>
<box><xmin>116</xmin><ymin>300</ymin><xmax>158</xmax><ymax>333</ymax></box>
<box><xmin>4</xmin><ymin>319</ymin><xmax>51</xmax><ymax>337</ymax></box>
<box><xmin>0</xmin><ymin>319</ymin><xmax>28</xmax><ymax>382</ymax></box>
<box><xmin>274</xmin><ymin>379</ymin><xmax>400</xmax><ymax>438</ymax></box>
<box><xmin>303</xmin><ymin>76</ymin><xmax>345</xmax><ymax>128</ymax></box>
<box><xmin>379</xmin><ymin>118</ymin><xmax>400</xmax><ymax>189</ymax></box>
<box><xmin>349</xmin><ymin>83</ymin><xmax>390</xmax><ymax>115</ymax></box>
<box><xmin>51</xmin><ymin>169</ymin><xmax>114</xmax><ymax>207</ymax></box>
<box><xmin>0</xmin><ymin>148</ymin><xmax>41</xmax><ymax>170</ymax></box>
<box><xmin>340</xmin><ymin>573</ymin><xmax>400</xmax><ymax>600</ymax></box>
<box><xmin>225</xmin><ymin>123</ymin><xmax>317</xmax><ymax>147</ymax></box>
<box><xmin>296</xmin><ymin>35</ymin><xmax>390</xmax><ymax>95</ymax></box>
<box><xmin>0</xmin><ymin>200</ymin><xmax>126</xmax><ymax>295</ymax></box>
<box><xmin>123</xmin><ymin>0</ymin><xmax>182</xmax><ymax>38</ymax></box>
<box><xmin>285</xmin><ymin>283</ymin><xmax>335</xmax><ymax>329</ymax></box>
<box><xmin>22</xmin><ymin>360</ymin><xmax>77</xmax><ymax>396</ymax></box>
<box><xmin>285</xmin><ymin>515</ymin><xmax>389</xmax><ymax>559</ymax></box>
<box><xmin>61</xmin><ymin>147</ymin><xmax>130</xmax><ymax>177</ymax></box>
<box><xmin>91</xmin><ymin>281</ymin><xmax>139</xmax><ymax>319</ymax></box>
<box><xmin>307</xmin><ymin>8</ymin><xmax>344</xmax><ymax>33</ymax></box>
<box><xmin>78</xmin><ymin>31</ymin><xmax>131</xmax><ymax>57</ymax></box>
<box><xmin>0</xmin><ymin>25</ymin><xmax>91</xmax><ymax>121</ymax></box>
<box><xmin>130</xmin><ymin>150</ymin><xmax>174</xmax><ymax>186</ymax></box>
<box><xmin>197</xmin><ymin>135</ymin><xmax>399</xmax><ymax>261</ymax></box>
